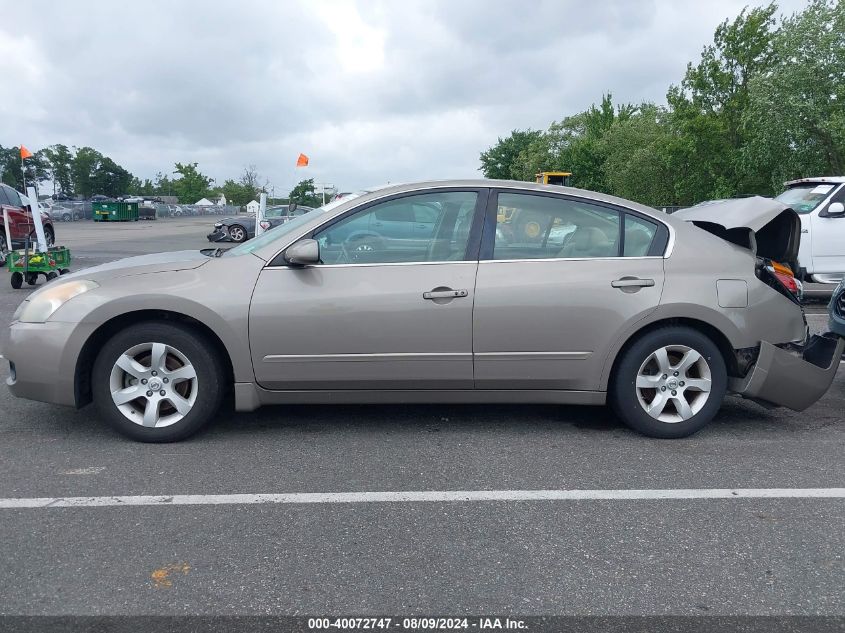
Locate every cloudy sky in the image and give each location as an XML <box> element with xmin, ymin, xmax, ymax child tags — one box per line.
<box><xmin>1</xmin><ymin>0</ymin><xmax>808</xmax><ymax>194</ymax></box>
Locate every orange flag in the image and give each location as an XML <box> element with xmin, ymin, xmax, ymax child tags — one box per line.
<box><xmin>20</xmin><ymin>145</ymin><xmax>33</xmax><ymax>160</ymax></box>
<box><xmin>296</xmin><ymin>153</ymin><xmax>309</xmax><ymax>167</ymax></box>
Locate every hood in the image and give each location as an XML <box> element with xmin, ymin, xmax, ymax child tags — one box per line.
<box><xmin>59</xmin><ymin>250</ymin><xmax>209</xmax><ymax>284</ymax></box>
<box><xmin>673</xmin><ymin>196</ymin><xmax>800</xmax><ymax>268</ymax></box>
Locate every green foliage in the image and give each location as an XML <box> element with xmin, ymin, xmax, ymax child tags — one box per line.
<box><xmin>289</xmin><ymin>178</ymin><xmax>321</xmax><ymax>207</ymax></box>
<box><xmin>40</xmin><ymin>144</ymin><xmax>74</xmax><ymax>194</ymax></box>
<box><xmin>743</xmin><ymin>0</ymin><xmax>845</xmax><ymax>190</ymax></box>
<box><xmin>172</xmin><ymin>162</ymin><xmax>214</xmax><ymax>203</ymax></box>
<box><xmin>479</xmin><ymin>129</ymin><xmax>542</xmax><ymax>179</ymax></box>
<box><xmin>0</xmin><ymin>145</ymin><xmax>50</xmax><ymax>191</ymax></box>
<box><xmin>478</xmin><ymin>2</ymin><xmax>845</xmax><ymax>207</ymax></box>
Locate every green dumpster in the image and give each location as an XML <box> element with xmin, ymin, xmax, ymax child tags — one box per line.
<box><xmin>92</xmin><ymin>202</ymin><xmax>139</xmax><ymax>222</ymax></box>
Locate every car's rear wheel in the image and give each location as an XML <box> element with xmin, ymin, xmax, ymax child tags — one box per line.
<box><xmin>610</xmin><ymin>326</ymin><xmax>727</xmax><ymax>438</ymax></box>
<box><xmin>228</xmin><ymin>224</ymin><xmax>247</xmax><ymax>242</ymax></box>
<box><xmin>92</xmin><ymin>322</ymin><xmax>225</xmax><ymax>442</ymax></box>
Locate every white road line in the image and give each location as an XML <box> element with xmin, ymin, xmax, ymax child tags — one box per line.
<box><xmin>0</xmin><ymin>488</ymin><xmax>844</xmax><ymax>509</ymax></box>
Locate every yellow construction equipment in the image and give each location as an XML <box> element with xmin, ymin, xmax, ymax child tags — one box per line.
<box><xmin>535</xmin><ymin>171</ymin><xmax>572</xmax><ymax>186</ymax></box>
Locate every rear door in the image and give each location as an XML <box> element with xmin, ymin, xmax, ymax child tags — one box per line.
<box><xmin>472</xmin><ymin>190</ymin><xmax>667</xmax><ymax>391</ymax></box>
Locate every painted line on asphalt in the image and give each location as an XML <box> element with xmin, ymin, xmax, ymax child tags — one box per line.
<box><xmin>0</xmin><ymin>488</ymin><xmax>844</xmax><ymax>509</ymax></box>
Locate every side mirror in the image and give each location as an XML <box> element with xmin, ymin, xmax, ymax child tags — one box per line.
<box><xmin>288</xmin><ymin>201</ymin><xmax>298</xmax><ymax>214</ymax></box>
<box><xmin>826</xmin><ymin>202</ymin><xmax>845</xmax><ymax>216</ymax></box>
<box><xmin>284</xmin><ymin>238</ymin><xmax>320</xmax><ymax>266</ymax></box>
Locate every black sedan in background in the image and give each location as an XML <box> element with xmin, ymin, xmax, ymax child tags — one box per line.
<box><xmin>207</xmin><ymin>204</ymin><xmax>315</xmax><ymax>242</ymax></box>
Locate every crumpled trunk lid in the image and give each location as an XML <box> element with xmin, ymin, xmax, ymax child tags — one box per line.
<box><xmin>673</xmin><ymin>197</ymin><xmax>801</xmax><ymax>270</ymax></box>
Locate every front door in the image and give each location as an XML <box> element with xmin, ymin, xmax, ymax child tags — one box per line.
<box><xmin>473</xmin><ymin>190</ymin><xmax>666</xmax><ymax>391</ymax></box>
<box><xmin>810</xmin><ymin>184</ymin><xmax>845</xmax><ymax>274</ymax></box>
<box><xmin>249</xmin><ymin>189</ymin><xmax>485</xmax><ymax>390</ymax></box>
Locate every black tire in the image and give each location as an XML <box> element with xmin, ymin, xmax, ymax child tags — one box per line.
<box><xmin>59</xmin><ymin>268</ymin><xmax>70</xmax><ymax>275</ymax></box>
<box><xmin>26</xmin><ymin>274</ymin><xmax>38</xmax><ymax>286</ymax></box>
<box><xmin>610</xmin><ymin>326</ymin><xmax>727</xmax><ymax>438</ymax></box>
<box><xmin>228</xmin><ymin>224</ymin><xmax>248</xmax><ymax>243</ymax></box>
<box><xmin>46</xmin><ymin>271</ymin><xmax>58</xmax><ymax>281</ymax></box>
<box><xmin>91</xmin><ymin>321</ymin><xmax>226</xmax><ymax>442</ymax></box>
<box><xmin>62</xmin><ymin>213</ymin><xmax>72</xmax><ymax>222</ymax></box>
<box><xmin>10</xmin><ymin>272</ymin><xmax>22</xmax><ymax>289</ymax></box>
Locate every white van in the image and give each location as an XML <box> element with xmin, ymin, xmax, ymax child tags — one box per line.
<box><xmin>774</xmin><ymin>177</ymin><xmax>845</xmax><ymax>284</ymax></box>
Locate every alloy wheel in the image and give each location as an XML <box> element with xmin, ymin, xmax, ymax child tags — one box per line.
<box><xmin>109</xmin><ymin>342</ymin><xmax>199</xmax><ymax>428</ymax></box>
<box><xmin>635</xmin><ymin>345</ymin><xmax>712</xmax><ymax>423</ymax></box>
<box><xmin>229</xmin><ymin>226</ymin><xmax>246</xmax><ymax>242</ymax></box>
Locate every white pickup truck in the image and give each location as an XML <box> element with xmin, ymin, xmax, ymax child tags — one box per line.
<box><xmin>774</xmin><ymin>177</ymin><xmax>845</xmax><ymax>284</ymax></box>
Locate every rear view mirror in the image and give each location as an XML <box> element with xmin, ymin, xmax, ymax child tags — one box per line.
<box><xmin>284</xmin><ymin>238</ymin><xmax>320</xmax><ymax>266</ymax></box>
<box><xmin>826</xmin><ymin>202</ymin><xmax>845</xmax><ymax>216</ymax></box>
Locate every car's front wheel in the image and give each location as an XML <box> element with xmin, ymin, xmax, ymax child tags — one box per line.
<box><xmin>228</xmin><ymin>224</ymin><xmax>247</xmax><ymax>242</ymax></box>
<box><xmin>92</xmin><ymin>322</ymin><xmax>225</xmax><ymax>442</ymax></box>
<box><xmin>610</xmin><ymin>326</ymin><xmax>727</xmax><ymax>438</ymax></box>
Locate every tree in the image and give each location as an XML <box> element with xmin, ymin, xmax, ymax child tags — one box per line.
<box><xmin>0</xmin><ymin>145</ymin><xmax>50</xmax><ymax>191</ymax></box>
<box><xmin>600</xmin><ymin>105</ymin><xmax>678</xmax><ymax>207</ymax></box>
<box><xmin>41</xmin><ymin>144</ymin><xmax>74</xmax><ymax>194</ymax></box>
<box><xmin>510</xmin><ymin>94</ymin><xmax>634</xmax><ymax>192</ymax></box>
<box><xmin>666</xmin><ymin>4</ymin><xmax>778</xmax><ymax>200</ymax></box>
<box><xmin>71</xmin><ymin>146</ymin><xmax>104</xmax><ymax>197</ymax></box>
<box><xmin>219</xmin><ymin>179</ymin><xmax>254</xmax><ymax>206</ymax></box>
<box><xmin>479</xmin><ymin>129</ymin><xmax>542</xmax><ymax>179</ymax></box>
<box><xmin>743</xmin><ymin>0</ymin><xmax>845</xmax><ymax>190</ymax></box>
<box><xmin>172</xmin><ymin>162</ymin><xmax>213</xmax><ymax>203</ymax></box>
<box><xmin>289</xmin><ymin>178</ymin><xmax>321</xmax><ymax>207</ymax></box>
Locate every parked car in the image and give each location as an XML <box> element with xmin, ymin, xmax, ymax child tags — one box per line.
<box><xmin>207</xmin><ymin>204</ymin><xmax>315</xmax><ymax>242</ymax></box>
<box><xmin>829</xmin><ymin>279</ymin><xmax>845</xmax><ymax>337</ymax></box>
<box><xmin>138</xmin><ymin>204</ymin><xmax>157</xmax><ymax>220</ymax></box>
<box><xmin>0</xmin><ymin>183</ymin><xmax>55</xmax><ymax>265</ymax></box>
<box><xmin>775</xmin><ymin>177</ymin><xmax>845</xmax><ymax>284</ymax></box>
<box><xmin>4</xmin><ymin>180</ymin><xmax>843</xmax><ymax>442</ymax></box>
<box><xmin>47</xmin><ymin>206</ymin><xmax>76</xmax><ymax>222</ymax></box>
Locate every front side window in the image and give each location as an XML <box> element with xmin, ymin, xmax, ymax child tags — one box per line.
<box><xmin>315</xmin><ymin>191</ymin><xmax>478</xmax><ymax>264</ymax></box>
<box><xmin>492</xmin><ymin>193</ymin><xmax>621</xmax><ymax>260</ymax></box>
<box><xmin>3</xmin><ymin>186</ymin><xmax>22</xmax><ymax>208</ymax></box>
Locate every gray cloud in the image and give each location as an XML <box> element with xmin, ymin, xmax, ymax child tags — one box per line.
<box><xmin>0</xmin><ymin>0</ymin><xmax>808</xmax><ymax>193</ymax></box>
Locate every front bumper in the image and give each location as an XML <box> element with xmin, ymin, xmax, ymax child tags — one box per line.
<box><xmin>3</xmin><ymin>320</ymin><xmax>92</xmax><ymax>407</ymax></box>
<box><xmin>730</xmin><ymin>332</ymin><xmax>844</xmax><ymax>411</ymax></box>
<box><xmin>207</xmin><ymin>228</ymin><xmax>231</xmax><ymax>242</ymax></box>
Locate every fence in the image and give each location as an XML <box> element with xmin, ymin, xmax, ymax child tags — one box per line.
<box><xmin>45</xmin><ymin>202</ymin><xmax>243</xmax><ymax>222</ymax></box>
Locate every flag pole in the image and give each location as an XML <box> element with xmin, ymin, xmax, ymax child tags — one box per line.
<box><xmin>21</xmin><ymin>151</ymin><xmax>26</xmax><ymax>192</ymax></box>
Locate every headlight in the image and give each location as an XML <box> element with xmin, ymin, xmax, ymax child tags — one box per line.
<box><xmin>16</xmin><ymin>280</ymin><xmax>99</xmax><ymax>323</ymax></box>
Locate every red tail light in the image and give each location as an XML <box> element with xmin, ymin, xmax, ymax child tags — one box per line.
<box><xmin>766</xmin><ymin>261</ymin><xmax>802</xmax><ymax>298</ymax></box>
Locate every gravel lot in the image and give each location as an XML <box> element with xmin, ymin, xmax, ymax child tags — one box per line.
<box><xmin>0</xmin><ymin>217</ymin><xmax>842</xmax><ymax>618</ymax></box>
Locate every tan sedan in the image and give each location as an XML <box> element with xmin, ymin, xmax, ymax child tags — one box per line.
<box><xmin>3</xmin><ymin>181</ymin><xmax>842</xmax><ymax>441</ymax></box>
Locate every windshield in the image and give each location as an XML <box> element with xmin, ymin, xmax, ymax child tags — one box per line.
<box><xmin>775</xmin><ymin>183</ymin><xmax>840</xmax><ymax>214</ymax></box>
<box><xmin>223</xmin><ymin>193</ymin><xmax>365</xmax><ymax>257</ymax></box>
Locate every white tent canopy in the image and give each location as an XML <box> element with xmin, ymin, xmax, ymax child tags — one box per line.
<box><xmin>195</xmin><ymin>197</ymin><xmax>214</xmax><ymax>206</ymax></box>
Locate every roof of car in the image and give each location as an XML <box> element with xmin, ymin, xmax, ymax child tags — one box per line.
<box><xmin>785</xmin><ymin>176</ymin><xmax>845</xmax><ymax>186</ymax></box>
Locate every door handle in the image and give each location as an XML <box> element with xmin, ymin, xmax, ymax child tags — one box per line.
<box><xmin>611</xmin><ymin>278</ymin><xmax>655</xmax><ymax>288</ymax></box>
<box><xmin>423</xmin><ymin>289</ymin><xmax>468</xmax><ymax>300</ymax></box>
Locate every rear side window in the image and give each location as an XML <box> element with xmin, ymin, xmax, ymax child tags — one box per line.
<box><xmin>624</xmin><ymin>214</ymin><xmax>657</xmax><ymax>256</ymax></box>
<box><xmin>0</xmin><ymin>186</ymin><xmax>9</xmax><ymax>206</ymax></box>
<box><xmin>491</xmin><ymin>192</ymin><xmax>621</xmax><ymax>260</ymax></box>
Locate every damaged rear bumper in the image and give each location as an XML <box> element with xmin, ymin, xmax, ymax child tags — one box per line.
<box><xmin>730</xmin><ymin>333</ymin><xmax>844</xmax><ymax>410</ymax></box>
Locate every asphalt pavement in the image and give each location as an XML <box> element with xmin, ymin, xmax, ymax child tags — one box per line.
<box><xmin>0</xmin><ymin>217</ymin><xmax>842</xmax><ymax>618</ymax></box>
